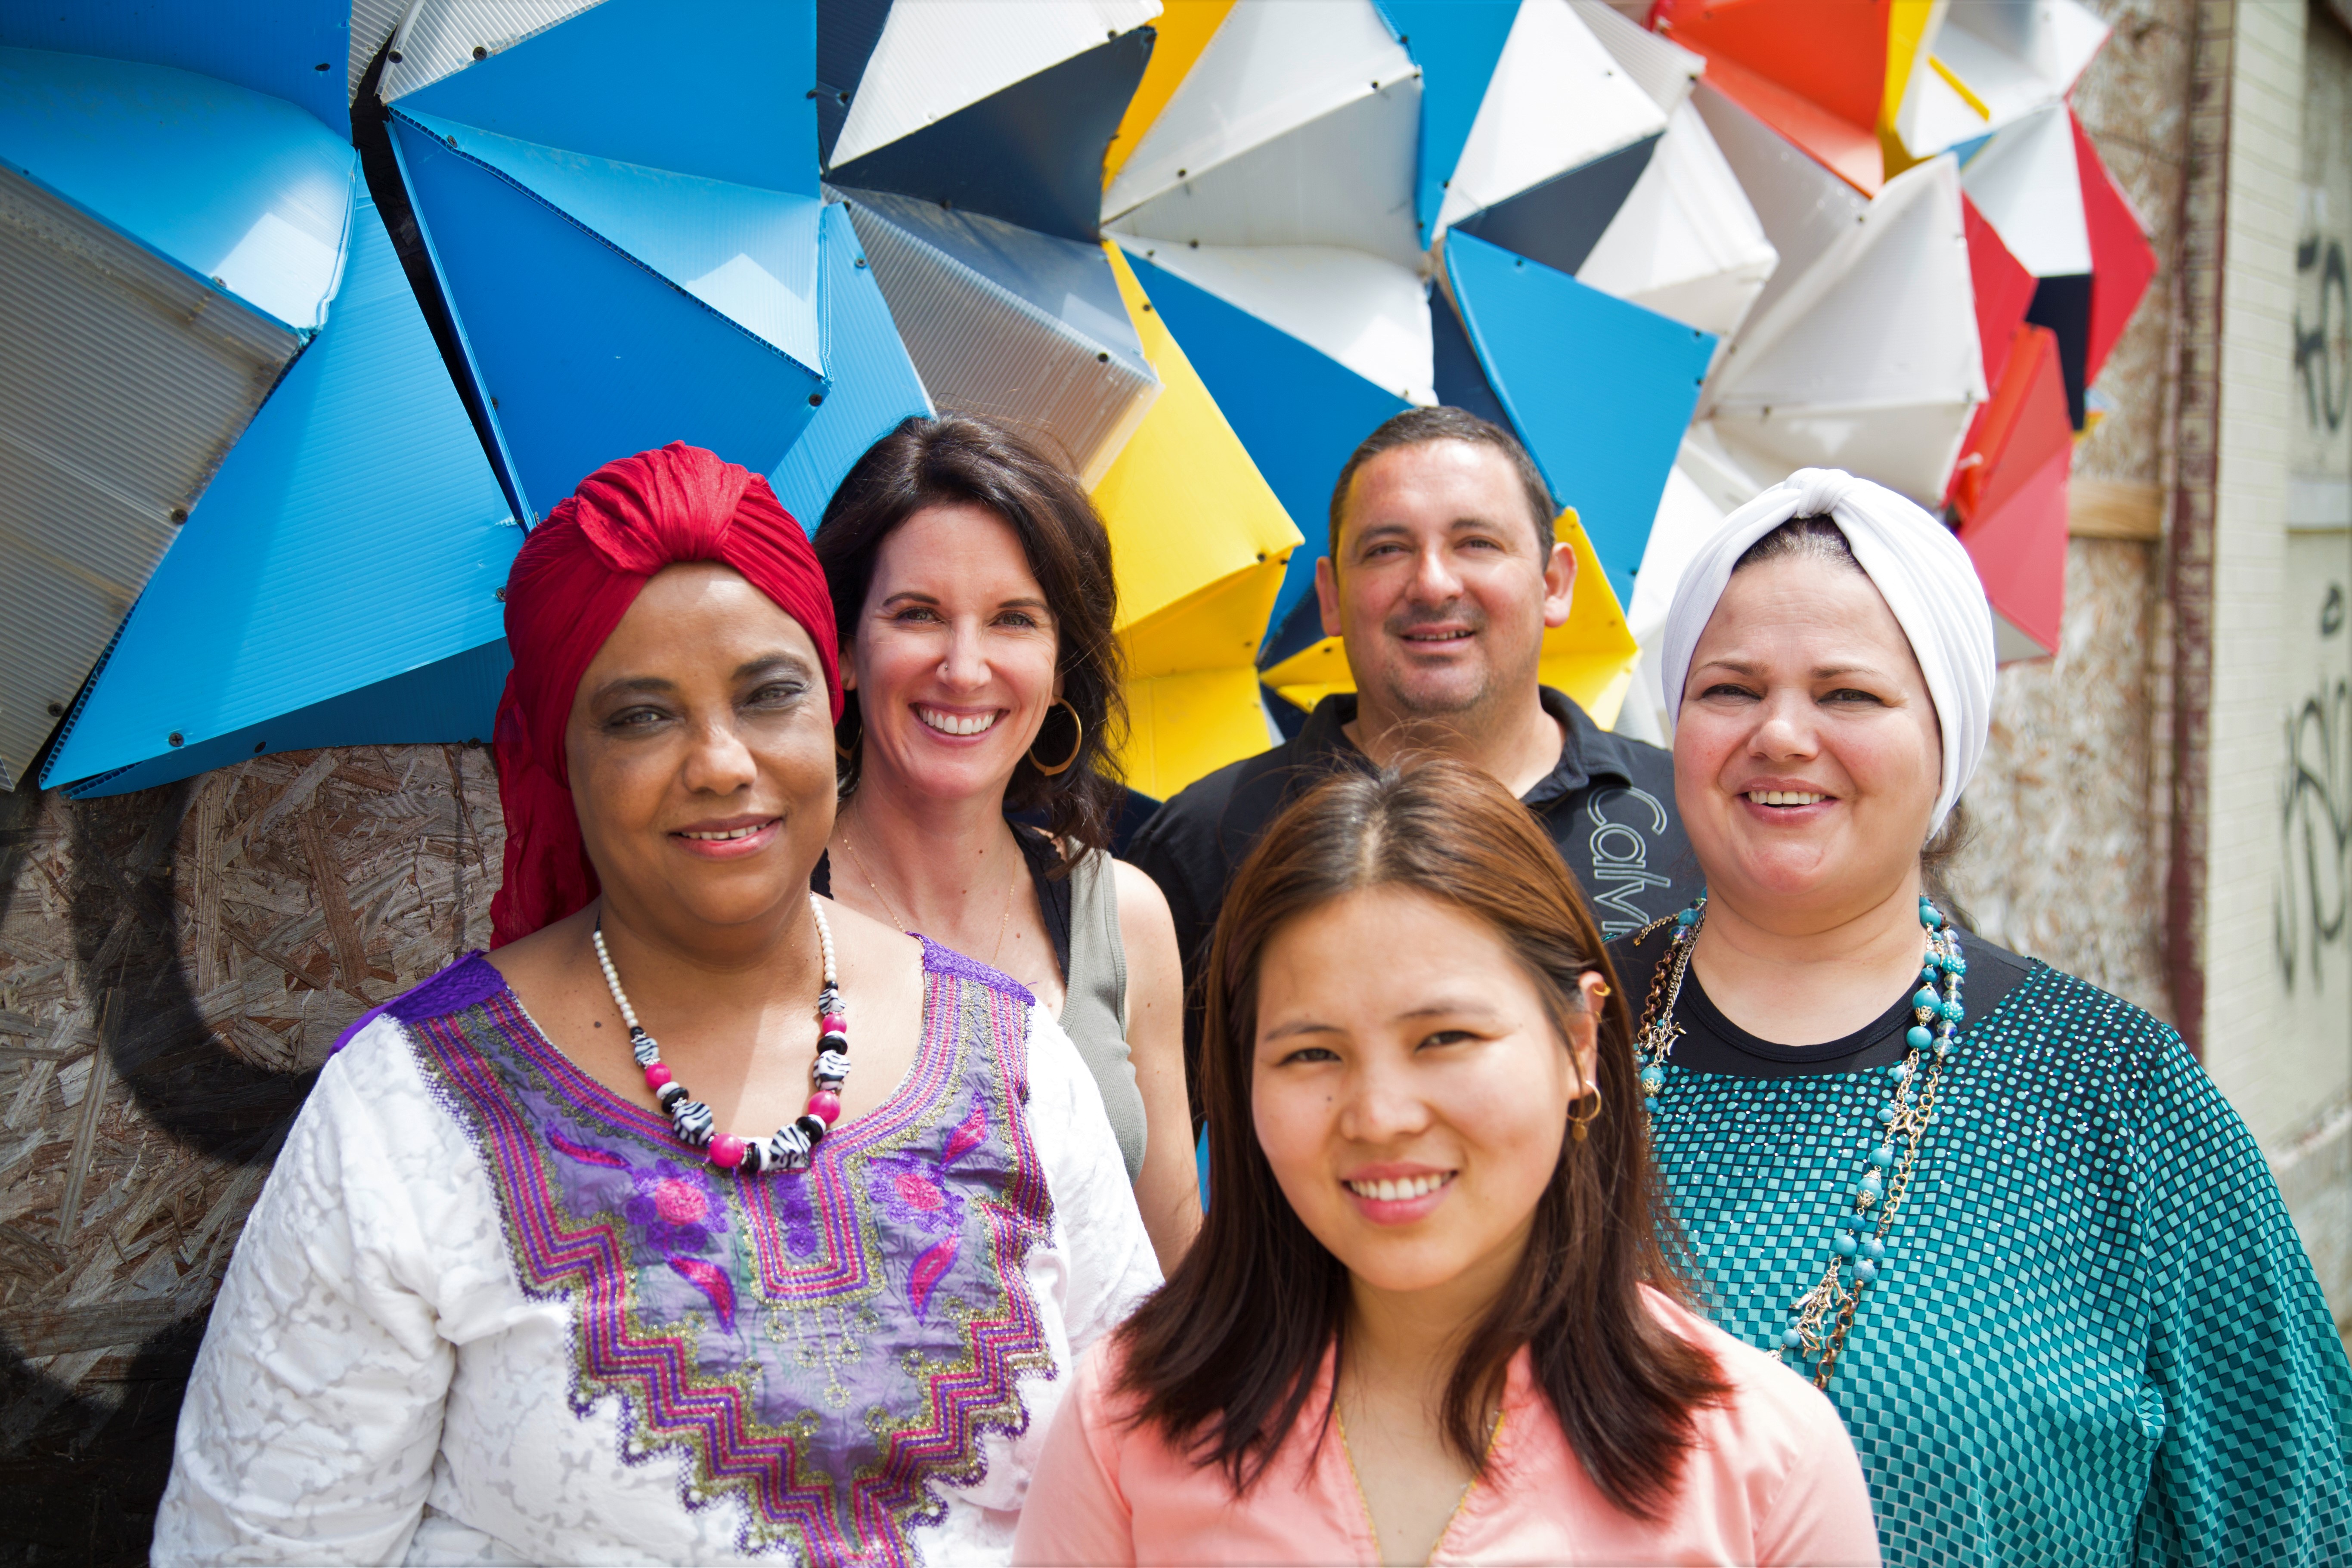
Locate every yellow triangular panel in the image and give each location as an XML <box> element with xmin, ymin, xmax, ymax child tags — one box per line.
<box><xmin>1103</xmin><ymin>0</ymin><xmax>1239</xmax><ymax>189</ymax></box>
<box><xmin>1093</xmin><ymin>242</ymin><xmax>1302</xmax><ymax>798</ymax></box>
<box><xmin>1124</xmin><ymin>669</ymin><xmax>1274</xmax><ymax>802</ymax></box>
<box><xmin>1262</xmin><ymin>509</ymin><xmax>1640</xmax><ymax>729</ymax></box>
<box><xmin>1879</xmin><ymin>0</ymin><xmax>1943</xmax><ymax>175</ymax></box>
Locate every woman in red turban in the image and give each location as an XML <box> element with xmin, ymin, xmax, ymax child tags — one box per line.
<box><xmin>158</xmin><ymin>444</ymin><xmax>1161</xmax><ymax>1566</ymax></box>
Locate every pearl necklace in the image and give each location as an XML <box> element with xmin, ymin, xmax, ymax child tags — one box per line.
<box><xmin>1633</xmin><ymin>894</ymin><xmax>1966</xmax><ymax>1387</ymax></box>
<box><xmin>592</xmin><ymin>892</ymin><xmax>849</xmax><ymax>1175</ymax></box>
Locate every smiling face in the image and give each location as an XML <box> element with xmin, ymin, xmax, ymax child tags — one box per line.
<box><xmin>1673</xmin><ymin>553</ymin><xmax>1943</xmax><ymax>931</ymax></box>
<box><xmin>1250</xmin><ymin>885</ymin><xmax>1602</xmax><ymax>1311</ymax></box>
<box><xmin>1316</xmin><ymin>440</ymin><xmax>1573</xmax><ymax>723</ymax></box>
<box><xmin>843</xmin><ymin>502</ymin><xmax>1062</xmax><ymax>805</ymax></box>
<box><xmin>564</xmin><ymin>563</ymin><xmax>838</xmax><ymax>937</ymax></box>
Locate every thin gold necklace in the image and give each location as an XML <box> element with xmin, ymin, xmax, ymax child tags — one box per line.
<box><xmin>836</xmin><ymin>815</ymin><xmax>1017</xmax><ymax>969</ymax></box>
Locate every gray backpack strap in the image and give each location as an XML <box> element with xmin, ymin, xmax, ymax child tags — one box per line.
<box><xmin>1060</xmin><ymin>847</ymin><xmax>1145</xmax><ymax>1181</ymax></box>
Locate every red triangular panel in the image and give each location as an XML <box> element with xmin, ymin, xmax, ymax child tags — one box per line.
<box><xmin>1652</xmin><ymin>0</ymin><xmax>1889</xmax><ymax>192</ymax></box>
<box><xmin>1955</xmin><ymin>326</ymin><xmax>2072</xmax><ymax>659</ymax></box>
<box><xmin>1964</xmin><ymin>193</ymin><xmax>2037</xmax><ymax>395</ymax></box>
<box><xmin>2071</xmin><ymin>109</ymin><xmax>2158</xmax><ymax>387</ymax></box>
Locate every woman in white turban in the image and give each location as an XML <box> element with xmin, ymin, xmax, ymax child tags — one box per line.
<box><xmin>1609</xmin><ymin>468</ymin><xmax>2352</xmax><ymax>1566</ymax></box>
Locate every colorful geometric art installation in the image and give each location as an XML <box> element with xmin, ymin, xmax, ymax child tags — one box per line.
<box><xmin>11</xmin><ymin>0</ymin><xmax>2159</xmax><ymax>806</ymax></box>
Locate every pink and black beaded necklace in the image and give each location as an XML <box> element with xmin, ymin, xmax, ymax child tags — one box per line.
<box><xmin>592</xmin><ymin>892</ymin><xmax>849</xmax><ymax>1175</ymax></box>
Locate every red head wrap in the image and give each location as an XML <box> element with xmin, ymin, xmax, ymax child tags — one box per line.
<box><xmin>488</xmin><ymin>443</ymin><xmax>842</xmax><ymax>947</ymax></box>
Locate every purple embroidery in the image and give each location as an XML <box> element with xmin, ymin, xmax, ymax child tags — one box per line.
<box><xmin>333</xmin><ymin>952</ymin><xmax>505</xmax><ymax>1055</ymax></box>
<box><xmin>916</xmin><ymin>935</ymin><xmax>1036</xmax><ymax>1007</ymax></box>
<box><xmin>624</xmin><ymin>1160</ymin><xmax>728</xmax><ymax>1255</ymax></box>
<box><xmin>408</xmin><ymin>954</ymin><xmax>1057</xmax><ymax>1564</ymax></box>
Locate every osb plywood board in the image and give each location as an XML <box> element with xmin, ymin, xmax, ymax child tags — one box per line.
<box><xmin>0</xmin><ymin>745</ymin><xmax>500</xmax><ymax>1563</ymax></box>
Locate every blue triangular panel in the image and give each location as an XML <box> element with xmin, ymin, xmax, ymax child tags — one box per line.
<box><xmin>771</xmin><ymin>203</ymin><xmax>933</xmax><ymax>533</ymax></box>
<box><xmin>1124</xmin><ymin>250</ymin><xmax>1410</xmax><ymax>641</ymax></box>
<box><xmin>1374</xmin><ymin>0</ymin><xmax>1520</xmax><ymax>243</ymax></box>
<box><xmin>390</xmin><ymin>113</ymin><xmax>825</xmax><ymax>522</ymax></box>
<box><xmin>41</xmin><ymin>193</ymin><xmax>519</xmax><ymax>792</ymax></box>
<box><xmin>1445</xmin><ymin>231</ymin><xmax>1714</xmax><ymax>600</ymax></box>
<box><xmin>398</xmin><ymin>108</ymin><xmax>822</xmax><ymax>370</ymax></box>
<box><xmin>0</xmin><ymin>0</ymin><xmax>353</xmax><ymax>132</ymax></box>
<box><xmin>0</xmin><ymin>46</ymin><xmax>355</xmax><ymax>332</ymax></box>
<box><xmin>62</xmin><ymin>643</ymin><xmax>514</xmax><ymax>799</ymax></box>
<box><xmin>825</xmin><ymin>28</ymin><xmax>1151</xmax><ymax>242</ymax></box>
<box><xmin>396</xmin><ymin>0</ymin><xmax>818</xmax><ymax>197</ymax></box>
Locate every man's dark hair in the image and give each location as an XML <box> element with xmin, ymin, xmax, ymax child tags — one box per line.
<box><xmin>1326</xmin><ymin>407</ymin><xmax>1559</xmax><ymax>563</ymax></box>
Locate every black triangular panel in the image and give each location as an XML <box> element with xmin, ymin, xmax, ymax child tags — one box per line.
<box><xmin>824</xmin><ymin>28</ymin><xmax>1153</xmax><ymax>242</ymax></box>
<box><xmin>1450</xmin><ymin>133</ymin><xmax>1659</xmax><ymax>279</ymax></box>
<box><xmin>1431</xmin><ymin>285</ymin><xmax>1515</xmax><ymax>435</ymax></box>
<box><xmin>815</xmin><ymin>0</ymin><xmax>892</xmax><ymax>165</ymax></box>
<box><xmin>2024</xmin><ymin>272</ymin><xmax>2092</xmax><ymax>430</ymax></box>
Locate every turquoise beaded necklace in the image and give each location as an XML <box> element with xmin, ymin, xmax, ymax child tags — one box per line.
<box><xmin>1631</xmin><ymin>893</ymin><xmax>1966</xmax><ymax>1388</ymax></box>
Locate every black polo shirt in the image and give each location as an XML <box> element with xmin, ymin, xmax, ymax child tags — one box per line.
<box><xmin>1124</xmin><ymin>688</ymin><xmax>1704</xmax><ymax>1122</ymax></box>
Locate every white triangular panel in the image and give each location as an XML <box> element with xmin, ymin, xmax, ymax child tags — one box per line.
<box><xmin>1109</xmin><ymin>75</ymin><xmax>1423</xmax><ymax>268</ymax></box>
<box><xmin>1703</xmin><ymin>156</ymin><xmax>1986</xmax><ymax>505</ymax></box>
<box><xmin>1931</xmin><ymin>0</ymin><xmax>2107</xmax><ymax>137</ymax></box>
<box><xmin>831</xmin><ymin>0</ymin><xmax>1161</xmax><ymax>168</ymax></box>
<box><xmin>1619</xmin><ymin>455</ymin><xmax>1733</xmax><ymax>741</ymax></box>
<box><xmin>1689</xmin><ymin>82</ymin><xmax>1864</xmax><ymax>339</ymax></box>
<box><xmin>1577</xmin><ymin>101</ymin><xmax>1778</xmax><ymax>338</ymax></box>
<box><xmin>1112</xmin><ymin>236</ymin><xmax>1435</xmax><ymax>404</ymax></box>
<box><xmin>1568</xmin><ymin>0</ymin><xmax>1703</xmax><ymax>115</ymax></box>
<box><xmin>1961</xmin><ymin>102</ymin><xmax>2091</xmax><ymax>278</ymax></box>
<box><xmin>1435</xmin><ymin>0</ymin><xmax>1666</xmax><ymax>235</ymax></box>
<box><xmin>1104</xmin><ymin>0</ymin><xmax>1414</xmax><ymax>224</ymax></box>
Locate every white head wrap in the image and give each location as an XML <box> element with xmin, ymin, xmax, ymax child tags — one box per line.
<box><xmin>1659</xmin><ymin>467</ymin><xmax>1996</xmax><ymax>833</ymax></box>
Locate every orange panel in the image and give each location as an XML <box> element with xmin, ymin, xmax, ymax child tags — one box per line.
<box><xmin>1654</xmin><ymin>0</ymin><xmax>1889</xmax><ymax>190</ymax></box>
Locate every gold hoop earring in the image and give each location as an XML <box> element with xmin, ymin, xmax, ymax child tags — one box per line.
<box><xmin>1029</xmin><ymin>700</ymin><xmax>1083</xmax><ymax>776</ymax></box>
<box><xmin>1568</xmin><ymin>1086</ymin><xmax>1602</xmax><ymax>1143</ymax></box>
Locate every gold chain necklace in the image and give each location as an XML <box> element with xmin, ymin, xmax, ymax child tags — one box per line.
<box><xmin>835</xmin><ymin>815</ymin><xmax>1017</xmax><ymax>970</ymax></box>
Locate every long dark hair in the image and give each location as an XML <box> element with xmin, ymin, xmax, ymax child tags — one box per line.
<box><xmin>1113</xmin><ymin>759</ymin><xmax>1728</xmax><ymax>1518</ymax></box>
<box><xmin>815</xmin><ymin>415</ymin><xmax>1126</xmax><ymax>860</ymax></box>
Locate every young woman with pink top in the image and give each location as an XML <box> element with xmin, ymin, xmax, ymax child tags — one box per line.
<box><xmin>1013</xmin><ymin>760</ymin><xmax>1881</xmax><ymax>1566</ymax></box>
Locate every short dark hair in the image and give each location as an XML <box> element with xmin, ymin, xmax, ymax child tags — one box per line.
<box><xmin>815</xmin><ymin>415</ymin><xmax>1126</xmax><ymax>861</ymax></box>
<box><xmin>1112</xmin><ymin>759</ymin><xmax>1728</xmax><ymax>1519</ymax></box>
<box><xmin>1326</xmin><ymin>407</ymin><xmax>1559</xmax><ymax>562</ymax></box>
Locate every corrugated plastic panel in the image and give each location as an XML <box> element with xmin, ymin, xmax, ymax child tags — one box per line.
<box><xmin>769</xmin><ymin>203</ymin><xmax>932</xmax><ymax>533</ymax></box>
<box><xmin>0</xmin><ymin>164</ymin><xmax>299</xmax><ymax>789</ymax></box>
<box><xmin>394</xmin><ymin>0</ymin><xmax>817</xmax><ymax>196</ymax></box>
<box><xmin>842</xmin><ymin>189</ymin><xmax>1158</xmax><ymax>485</ymax></box>
<box><xmin>350</xmin><ymin>0</ymin><xmax>410</xmax><ymax>101</ymax></box>
<box><xmin>376</xmin><ymin>0</ymin><xmax>603</xmax><ymax>103</ymax></box>
<box><xmin>0</xmin><ymin>46</ymin><xmax>356</xmax><ymax>332</ymax></box>
<box><xmin>0</xmin><ymin>0</ymin><xmax>355</xmax><ymax>132</ymax></box>
<box><xmin>42</xmin><ymin>192</ymin><xmax>518</xmax><ymax>792</ymax></box>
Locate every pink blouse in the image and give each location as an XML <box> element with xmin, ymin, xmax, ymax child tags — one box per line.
<box><xmin>1013</xmin><ymin>1290</ymin><xmax>1881</xmax><ymax>1566</ymax></box>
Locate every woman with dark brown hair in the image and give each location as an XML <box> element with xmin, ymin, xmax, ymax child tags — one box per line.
<box><xmin>815</xmin><ymin>415</ymin><xmax>1197</xmax><ymax>1269</ymax></box>
<box><xmin>1013</xmin><ymin>760</ymin><xmax>1878</xmax><ymax>1566</ymax></box>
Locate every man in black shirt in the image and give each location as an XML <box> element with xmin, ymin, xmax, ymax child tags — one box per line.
<box><xmin>1125</xmin><ymin>408</ymin><xmax>1704</xmax><ymax>1118</ymax></box>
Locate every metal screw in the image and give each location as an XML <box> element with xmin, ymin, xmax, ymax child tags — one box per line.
<box><xmin>169</xmin><ymin>506</ymin><xmax>188</xmax><ymax>523</ymax></box>
<box><xmin>253</xmin><ymin>741</ymin><xmax>266</xmax><ymax>754</ymax></box>
<box><xmin>1096</xmin><ymin>351</ymin><xmax>1109</xmax><ymax>363</ymax></box>
<box><xmin>808</xmin><ymin>392</ymin><xmax>824</xmax><ymax>407</ymax></box>
<box><xmin>167</xmin><ymin>731</ymin><xmax>184</xmax><ymax>747</ymax></box>
<box><xmin>493</xmin><ymin>587</ymin><xmax>507</xmax><ymax>601</ymax></box>
<box><xmin>471</xmin><ymin>44</ymin><xmax>487</xmax><ymax>59</ymax></box>
<box><xmin>854</xmin><ymin>257</ymin><xmax>867</xmax><ymax>269</ymax></box>
<box><xmin>45</xmin><ymin>701</ymin><xmax>62</xmax><ymax>717</ymax></box>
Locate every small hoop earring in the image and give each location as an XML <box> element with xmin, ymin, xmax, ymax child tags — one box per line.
<box><xmin>1591</xmin><ymin>981</ymin><xmax>1612</xmax><ymax>998</ymax></box>
<box><xmin>1568</xmin><ymin>1086</ymin><xmax>1602</xmax><ymax>1143</ymax></box>
<box><xmin>1029</xmin><ymin>700</ymin><xmax>1083</xmax><ymax>776</ymax></box>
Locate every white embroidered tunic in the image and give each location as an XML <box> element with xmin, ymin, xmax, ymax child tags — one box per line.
<box><xmin>154</xmin><ymin>940</ymin><xmax>1160</xmax><ymax>1565</ymax></box>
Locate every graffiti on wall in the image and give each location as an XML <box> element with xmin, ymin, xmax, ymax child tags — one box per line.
<box><xmin>2277</xmin><ymin>581</ymin><xmax>2352</xmax><ymax>991</ymax></box>
<box><xmin>2296</xmin><ymin>229</ymin><xmax>2349</xmax><ymax>437</ymax></box>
